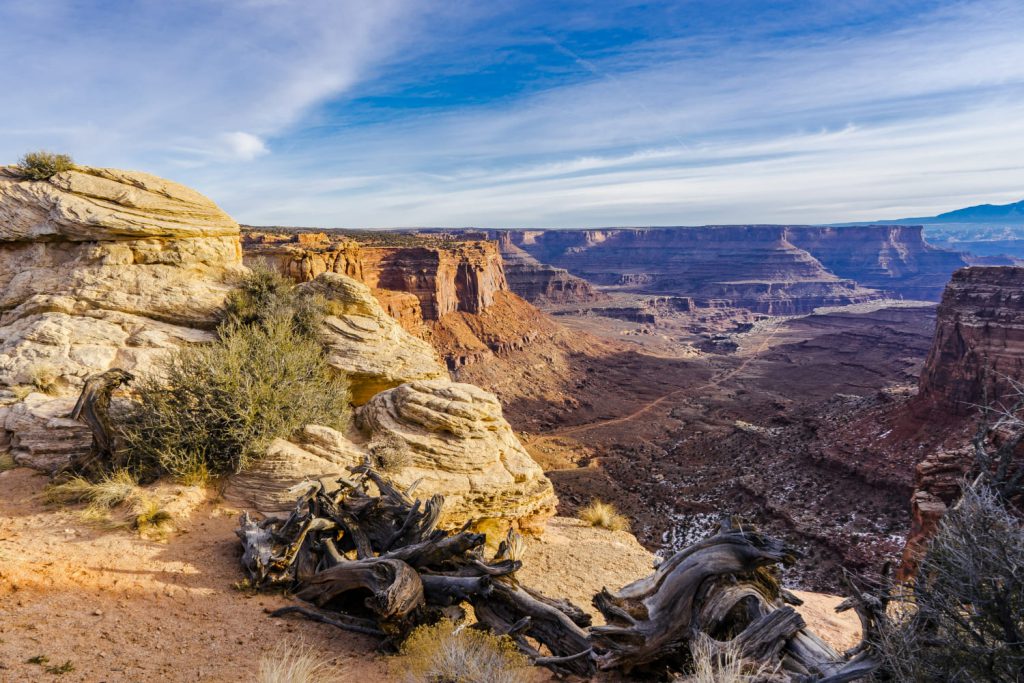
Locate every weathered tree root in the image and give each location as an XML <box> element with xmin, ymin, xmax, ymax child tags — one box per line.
<box><xmin>237</xmin><ymin>469</ymin><xmax>880</xmax><ymax>680</ymax></box>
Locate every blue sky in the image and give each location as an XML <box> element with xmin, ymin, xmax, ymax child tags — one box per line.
<box><xmin>1</xmin><ymin>0</ymin><xmax>1023</xmax><ymax>227</ymax></box>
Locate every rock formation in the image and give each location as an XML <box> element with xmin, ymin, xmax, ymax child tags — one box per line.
<box><xmin>489</xmin><ymin>231</ymin><xmax>602</xmax><ymax>304</ymax></box>
<box><xmin>357</xmin><ymin>380</ymin><xmax>557</xmax><ymax>531</ymax></box>
<box><xmin>900</xmin><ymin>266</ymin><xmax>1024</xmax><ymax>572</ymax></box>
<box><xmin>0</xmin><ymin>165</ymin><xmax>244</xmax><ymax>468</ymax></box>
<box><xmin>296</xmin><ymin>273</ymin><xmax>448</xmax><ymax>404</ymax></box>
<box><xmin>916</xmin><ymin>266</ymin><xmax>1024</xmax><ymax>414</ymax></box>
<box><xmin>786</xmin><ymin>225</ymin><xmax>969</xmax><ymax>300</ymax></box>
<box><xmin>498</xmin><ymin>226</ymin><xmax>882</xmax><ymax>314</ymax></box>
<box><xmin>243</xmin><ymin>228</ymin><xmax>564</xmax><ymax>370</ymax></box>
<box><xmin>498</xmin><ymin>225</ymin><xmax>968</xmax><ymax>309</ymax></box>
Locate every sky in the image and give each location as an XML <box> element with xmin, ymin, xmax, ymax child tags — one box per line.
<box><xmin>1</xmin><ymin>0</ymin><xmax>1023</xmax><ymax>228</ymax></box>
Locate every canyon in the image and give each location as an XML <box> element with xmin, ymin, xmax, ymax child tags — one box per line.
<box><xmin>238</xmin><ymin>222</ymin><xmax>995</xmax><ymax>591</ymax></box>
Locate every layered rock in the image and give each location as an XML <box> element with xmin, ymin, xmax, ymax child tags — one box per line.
<box><xmin>901</xmin><ymin>266</ymin><xmax>1024</xmax><ymax>572</ymax></box>
<box><xmin>296</xmin><ymin>272</ymin><xmax>448</xmax><ymax>404</ymax></box>
<box><xmin>243</xmin><ymin>228</ymin><xmax>560</xmax><ymax>370</ymax></box>
<box><xmin>489</xmin><ymin>231</ymin><xmax>602</xmax><ymax>304</ymax></box>
<box><xmin>786</xmin><ymin>225</ymin><xmax>969</xmax><ymax>300</ymax></box>
<box><xmin>916</xmin><ymin>266</ymin><xmax>1024</xmax><ymax>415</ymax></box>
<box><xmin>500</xmin><ymin>226</ymin><xmax>881</xmax><ymax>314</ymax></box>
<box><xmin>357</xmin><ymin>379</ymin><xmax>557</xmax><ymax>530</ymax></box>
<box><xmin>0</xmin><ymin>166</ymin><xmax>244</xmax><ymax>468</ymax></box>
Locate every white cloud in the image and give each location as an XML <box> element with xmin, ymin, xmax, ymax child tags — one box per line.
<box><xmin>220</xmin><ymin>132</ymin><xmax>269</xmax><ymax>161</ymax></box>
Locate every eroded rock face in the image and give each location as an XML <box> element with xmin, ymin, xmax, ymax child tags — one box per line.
<box><xmin>0</xmin><ymin>166</ymin><xmax>243</xmax><ymax>391</ymax></box>
<box><xmin>223</xmin><ymin>425</ymin><xmax>366</xmax><ymax>512</ymax></box>
<box><xmin>917</xmin><ymin>266</ymin><xmax>1024</xmax><ymax>414</ymax></box>
<box><xmin>490</xmin><ymin>232</ymin><xmax>602</xmax><ymax>304</ymax></box>
<box><xmin>0</xmin><ymin>166</ymin><xmax>244</xmax><ymax>469</ymax></box>
<box><xmin>296</xmin><ymin>272</ymin><xmax>448</xmax><ymax>405</ymax></box>
<box><xmin>499</xmin><ymin>226</ymin><xmax>882</xmax><ymax>314</ymax></box>
<box><xmin>357</xmin><ymin>380</ymin><xmax>557</xmax><ymax>531</ymax></box>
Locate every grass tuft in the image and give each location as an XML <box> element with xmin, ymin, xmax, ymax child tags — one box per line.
<box><xmin>26</xmin><ymin>362</ymin><xmax>61</xmax><ymax>395</ymax></box>
<box><xmin>370</xmin><ymin>434</ymin><xmax>411</xmax><ymax>473</ymax></box>
<box><xmin>256</xmin><ymin>640</ymin><xmax>332</xmax><ymax>683</ymax></box>
<box><xmin>395</xmin><ymin>619</ymin><xmax>534</xmax><ymax>683</ymax></box>
<box><xmin>677</xmin><ymin>634</ymin><xmax>779</xmax><ymax>682</ymax></box>
<box><xmin>578</xmin><ymin>499</ymin><xmax>630</xmax><ymax>532</ymax></box>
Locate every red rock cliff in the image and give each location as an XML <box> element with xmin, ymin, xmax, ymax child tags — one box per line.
<box><xmin>916</xmin><ymin>266</ymin><xmax>1024</xmax><ymax>415</ymax></box>
<box><xmin>242</xmin><ymin>229</ymin><xmax>554</xmax><ymax>369</ymax></box>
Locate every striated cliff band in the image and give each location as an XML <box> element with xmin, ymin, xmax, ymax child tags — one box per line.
<box><xmin>493</xmin><ymin>224</ymin><xmax>968</xmax><ymax>310</ymax></box>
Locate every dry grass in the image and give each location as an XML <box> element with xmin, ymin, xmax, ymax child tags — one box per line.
<box><xmin>26</xmin><ymin>362</ymin><xmax>61</xmax><ymax>395</ymax></box>
<box><xmin>578</xmin><ymin>499</ymin><xmax>630</xmax><ymax>532</ymax></box>
<box><xmin>395</xmin><ymin>619</ymin><xmax>534</xmax><ymax>683</ymax></box>
<box><xmin>256</xmin><ymin>640</ymin><xmax>332</xmax><ymax>683</ymax></box>
<box><xmin>679</xmin><ymin>635</ymin><xmax>778</xmax><ymax>683</ymax></box>
<box><xmin>44</xmin><ymin>469</ymin><xmax>174</xmax><ymax>536</ymax></box>
<box><xmin>0</xmin><ymin>451</ymin><xmax>17</xmax><ymax>472</ymax></box>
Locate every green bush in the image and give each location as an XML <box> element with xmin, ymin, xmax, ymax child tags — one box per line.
<box><xmin>871</xmin><ymin>484</ymin><xmax>1024</xmax><ymax>681</ymax></box>
<box><xmin>394</xmin><ymin>619</ymin><xmax>533</xmax><ymax>683</ymax></box>
<box><xmin>14</xmin><ymin>150</ymin><xmax>74</xmax><ymax>180</ymax></box>
<box><xmin>120</xmin><ymin>313</ymin><xmax>350</xmax><ymax>478</ymax></box>
<box><xmin>221</xmin><ymin>264</ymin><xmax>330</xmax><ymax>339</ymax></box>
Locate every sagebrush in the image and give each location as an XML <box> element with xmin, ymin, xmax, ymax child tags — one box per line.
<box><xmin>14</xmin><ymin>150</ymin><xmax>74</xmax><ymax>180</ymax></box>
<box><xmin>871</xmin><ymin>483</ymin><xmax>1024</xmax><ymax>681</ymax></box>
<box><xmin>395</xmin><ymin>619</ymin><xmax>534</xmax><ymax>683</ymax></box>
<box><xmin>120</xmin><ymin>315</ymin><xmax>350</xmax><ymax>477</ymax></box>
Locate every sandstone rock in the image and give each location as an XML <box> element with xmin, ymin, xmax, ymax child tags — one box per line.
<box><xmin>917</xmin><ymin>266</ymin><xmax>1024</xmax><ymax>414</ymax></box>
<box><xmin>0</xmin><ymin>394</ymin><xmax>90</xmax><ymax>471</ymax></box>
<box><xmin>490</xmin><ymin>232</ymin><xmax>602</xmax><ymax>304</ymax></box>
<box><xmin>499</xmin><ymin>226</ymin><xmax>883</xmax><ymax>314</ymax></box>
<box><xmin>223</xmin><ymin>425</ymin><xmax>365</xmax><ymax>512</ymax></box>
<box><xmin>0</xmin><ymin>166</ymin><xmax>243</xmax><ymax>394</ymax></box>
<box><xmin>357</xmin><ymin>379</ymin><xmax>556</xmax><ymax>531</ymax></box>
<box><xmin>296</xmin><ymin>273</ymin><xmax>448</xmax><ymax>404</ymax></box>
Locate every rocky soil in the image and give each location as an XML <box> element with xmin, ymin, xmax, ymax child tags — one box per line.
<box><xmin>0</xmin><ymin>468</ymin><xmax>858</xmax><ymax>683</ymax></box>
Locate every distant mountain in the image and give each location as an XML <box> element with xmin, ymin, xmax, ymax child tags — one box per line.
<box><xmin>895</xmin><ymin>198</ymin><xmax>1024</xmax><ymax>225</ymax></box>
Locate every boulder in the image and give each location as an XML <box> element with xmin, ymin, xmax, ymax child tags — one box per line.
<box><xmin>357</xmin><ymin>379</ymin><xmax>556</xmax><ymax>531</ymax></box>
<box><xmin>297</xmin><ymin>273</ymin><xmax>448</xmax><ymax>405</ymax></box>
<box><xmin>0</xmin><ymin>166</ymin><xmax>243</xmax><ymax>393</ymax></box>
<box><xmin>223</xmin><ymin>425</ymin><xmax>366</xmax><ymax>512</ymax></box>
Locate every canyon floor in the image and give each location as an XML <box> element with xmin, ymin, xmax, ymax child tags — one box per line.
<box><xmin>460</xmin><ymin>297</ymin><xmax>939</xmax><ymax>591</ymax></box>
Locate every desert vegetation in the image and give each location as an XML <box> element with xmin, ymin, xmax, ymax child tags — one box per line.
<box><xmin>394</xmin><ymin>619</ymin><xmax>533</xmax><ymax>683</ymax></box>
<box><xmin>578</xmin><ymin>499</ymin><xmax>630</xmax><ymax>531</ymax></box>
<box><xmin>13</xmin><ymin>150</ymin><xmax>75</xmax><ymax>179</ymax></box>
<box><xmin>44</xmin><ymin>468</ymin><xmax>173</xmax><ymax>536</ymax></box>
<box><xmin>256</xmin><ymin>640</ymin><xmax>333</xmax><ymax>683</ymax></box>
<box><xmin>117</xmin><ymin>268</ymin><xmax>350</xmax><ymax>482</ymax></box>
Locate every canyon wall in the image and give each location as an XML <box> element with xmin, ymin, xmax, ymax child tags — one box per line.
<box><xmin>243</xmin><ymin>230</ymin><xmax>558</xmax><ymax>369</ymax></box>
<box><xmin>489</xmin><ymin>231</ymin><xmax>603</xmax><ymax>304</ymax></box>
<box><xmin>902</xmin><ymin>266</ymin><xmax>1024</xmax><ymax>573</ymax></box>
<box><xmin>500</xmin><ymin>225</ymin><xmax>967</xmax><ymax>308</ymax></box>
<box><xmin>916</xmin><ymin>266</ymin><xmax>1024</xmax><ymax>415</ymax></box>
<box><xmin>786</xmin><ymin>225</ymin><xmax>969</xmax><ymax>300</ymax></box>
<box><xmin>500</xmin><ymin>226</ymin><xmax>880</xmax><ymax>315</ymax></box>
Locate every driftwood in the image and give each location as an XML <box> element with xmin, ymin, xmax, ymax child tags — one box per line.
<box><xmin>56</xmin><ymin>368</ymin><xmax>134</xmax><ymax>480</ymax></box>
<box><xmin>237</xmin><ymin>468</ymin><xmax>880</xmax><ymax>680</ymax></box>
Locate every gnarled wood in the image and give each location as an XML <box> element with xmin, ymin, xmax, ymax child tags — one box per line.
<box><xmin>57</xmin><ymin>368</ymin><xmax>134</xmax><ymax>479</ymax></box>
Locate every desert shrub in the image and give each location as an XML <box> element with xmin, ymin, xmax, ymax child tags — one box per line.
<box><xmin>221</xmin><ymin>265</ymin><xmax>329</xmax><ymax>339</ymax></box>
<box><xmin>871</xmin><ymin>484</ymin><xmax>1024</xmax><ymax>682</ymax></box>
<box><xmin>0</xmin><ymin>451</ymin><xmax>18</xmax><ymax>472</ymax></box>
<box><xmin>370</xmin><ymin>434</ymin><xmax>412</xmax><ymax>472</ymax></box>
<box><xmin>120</xmin><ymin>314</ymin><xmax>350</xmax><ymax>478</ymax></box>
<box><xmin>395</xmin><ymin>619</ymin><xmax>533</xmax><ymax>683</ymax></box>
<box><xmin>678</xmin><ymin>634</ymin><xmax>777</xmax><ymax>683</ymax></box>
<box><xmin>14</xmin><ymin>150</ymin><xmax>74</xmax><ymax>180</ymax></box>
<box><xmin>578</xmin><ymin>499</ymin><xmax>630</xmax><ymax>532</ymax></box>
<box><xmin>256</xmin><ymin>640</ymin><xmax>332</xmax><ymax>683</ymax></box>
<box><xmin>26</xmin><ymin>361</ymin><xmax>61</xmax><ymax>395</ymax></box>
<box><xmin>133</xmin><ymin>497</ymin><xmax>173</xmax><ymax>537</ymax></box>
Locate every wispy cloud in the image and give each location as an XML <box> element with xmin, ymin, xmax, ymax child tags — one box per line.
<box><xmin>1</xmin><ymin>1</ymin><xmax>1022</xmax><ymax>226</ymax></box>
